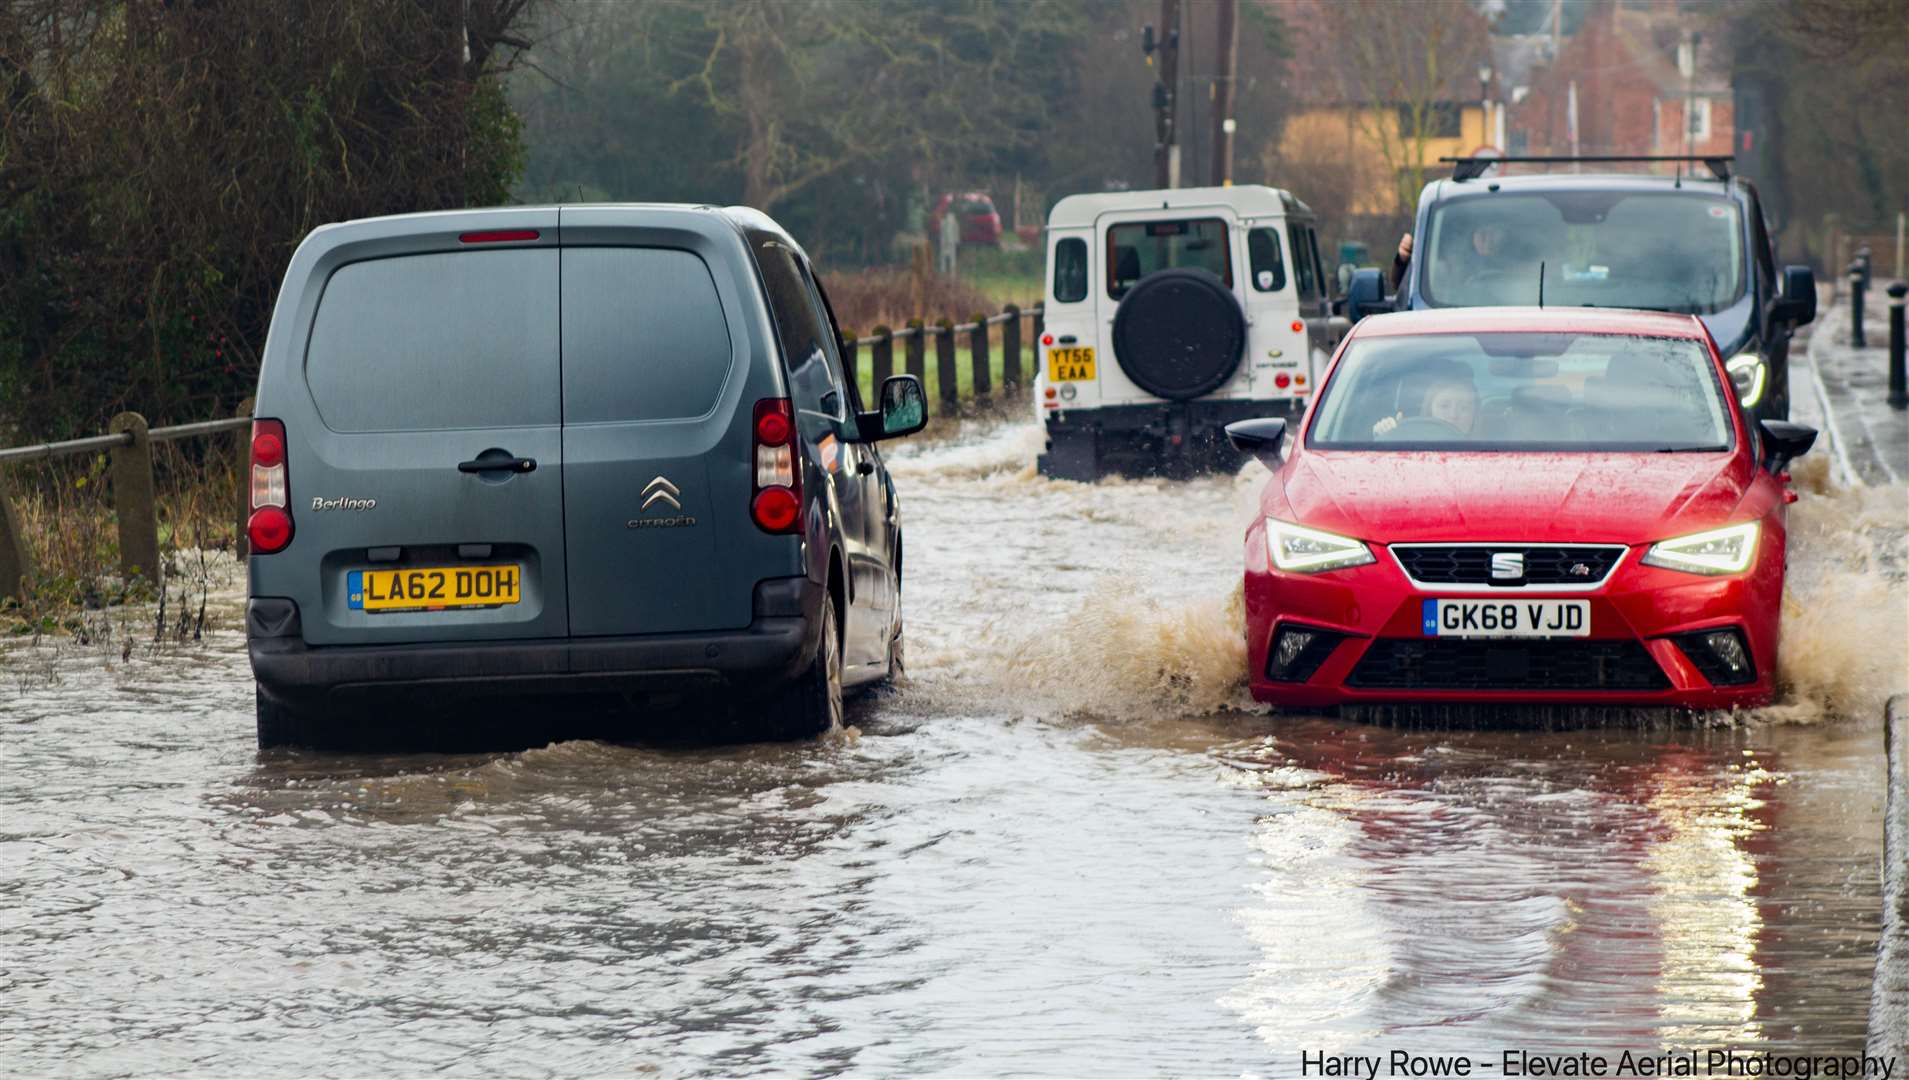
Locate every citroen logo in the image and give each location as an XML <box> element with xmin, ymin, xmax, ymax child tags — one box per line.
<box><xmin>1490</xmin><ymin>551</ymin><xmax>1525</xmax><ymax>580</ymax></box>
<box><xmin>641</xmin><ymin>476</ymin><xmax>681</xmax><ymax>512</ymax></box>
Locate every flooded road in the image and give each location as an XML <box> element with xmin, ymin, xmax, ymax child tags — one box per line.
<box><xmin>3</xmin><ymin>417</ymin><xmax>1905</xmax><ymax>1075</ymax></box>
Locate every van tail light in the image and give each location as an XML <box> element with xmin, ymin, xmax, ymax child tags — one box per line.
<box><xmin>247</xmin><ymin>418</ymin><xmax>293</xmax><ymax>554</ymax></box>
<box><xmin>751</xmin><ymin>398</ymin><xmax>801</xmax><ymax>534</ymax></box>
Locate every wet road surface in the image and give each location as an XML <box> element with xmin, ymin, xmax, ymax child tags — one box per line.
<box><xmin>2</xmin><ymin>417</ymin><xmax>1904</xmax><ymax>1075</ymax></box>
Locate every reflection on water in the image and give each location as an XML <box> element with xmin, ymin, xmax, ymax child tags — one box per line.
<box><xmin>0</xmin><ymin>417</ymin><xmax>1893</xmax><ymax>1074</ymax></box>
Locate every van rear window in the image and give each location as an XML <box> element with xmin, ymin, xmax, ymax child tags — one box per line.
<box><xmin>561</xmin><ymin>247</ymin><xmax>734</xmax><ymax>424</ymax></box>
<box><xmin>306</xmin><ymin>250</ymin><xmax>560</xmax><ymax>432</ymax></box>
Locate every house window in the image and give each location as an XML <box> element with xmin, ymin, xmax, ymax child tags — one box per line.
<box><xmin>1396</xmin><ymin>102</ymin><xmax>1462</xmax><ymax>139</ymax></box>
<box><xmin>1688</xmin><ymin>98</ymin><xmax>1712</xmax><ymax>140</ymax></box>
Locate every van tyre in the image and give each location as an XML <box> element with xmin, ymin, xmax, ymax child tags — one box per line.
<box><xmin>255</xmin><ymin>688</ymin><xmax>318</xmax><ymax>750</ymax></box>
<box><xmin>756</xmin><ymin>597</ymin><xmax>843</xmax><ymax>740</ymax></box>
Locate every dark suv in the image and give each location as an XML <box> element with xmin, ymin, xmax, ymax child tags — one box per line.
<box><xmin>1346</xmin><ymin>158</ymin><xmax>1816</xmax><ymax>419</ymax></box>
<box><xmin>244</xmin><ymin>205</ymin><xmax>927</xmax><ymax>749</ymax></box>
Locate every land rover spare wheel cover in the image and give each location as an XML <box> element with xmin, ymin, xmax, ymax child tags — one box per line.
<box><xmin>1111</xmin><ymin>268</ymin><xmax>1247</xmax><ymax>401</ymax></box>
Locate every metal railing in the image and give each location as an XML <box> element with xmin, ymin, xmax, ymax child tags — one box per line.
<box><xmin>0</xmin><ymin>402</ymin><xmax>255</xmax><ymax>599</ymax></box>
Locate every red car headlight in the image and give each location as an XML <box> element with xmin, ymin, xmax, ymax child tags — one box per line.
<box><xmin>1265</xmin><ymin>519</ymin><xmax>1376</xmax><ymax>573</ymax></box>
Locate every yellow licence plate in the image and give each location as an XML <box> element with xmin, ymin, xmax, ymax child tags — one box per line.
<box><xmin>348</xmin><ymin>565</ymin><xmax>520</xmax><ymax>612</ymax></box>
<box><xmin>1047</xmin><ymin>346</ymin><xmax>1096</xmax><ymax>382</ymax></box>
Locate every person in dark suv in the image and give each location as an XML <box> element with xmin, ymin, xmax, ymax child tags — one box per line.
<box><xmin>244</xmin><ymin>205</ymin><xmax>927</xmax><ymax>749</ymax></box>
<box><xmin>1351</xmin><ymin>158</ymin><xmax>1815</xmax><ymax>420</ymax></box>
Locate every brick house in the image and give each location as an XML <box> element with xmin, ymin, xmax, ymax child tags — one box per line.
<box><xmin>1515</xmin><ymin>0</ymin><xmax>1734</xmax><ymax>163</ymax></box>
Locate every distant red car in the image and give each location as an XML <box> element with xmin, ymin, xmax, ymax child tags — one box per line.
<box><xmin>931</xmin><ymin>191</ymin><xmax>1003</xmax><ymax>247</ymax></box>
<box><xmin>1224</xmin><ymin>307</ymin><xmax>1818</xmax><ymax>711</ymax></box>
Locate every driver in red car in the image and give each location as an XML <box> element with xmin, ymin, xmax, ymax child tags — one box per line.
<box><xmin>1371</xmin><ymin>374</ymin><xmax>1479</xmax><ymax>438</ymax></box>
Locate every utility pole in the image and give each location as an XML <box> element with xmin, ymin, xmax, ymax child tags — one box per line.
<box><xmin>1144</xmin><ymin>0</ymin><xmax>1181</xmax><ymax>189</ymax></box>
<box><xmin>1208</xmin><ymin>0</ymin><xmax>1238</xmax><ymax>186</ymax></box>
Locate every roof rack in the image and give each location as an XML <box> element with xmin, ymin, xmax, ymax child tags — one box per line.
<box><xmin>1439</xmin><ymin>155</ymin><xmax>1733</xmax><ymax>183</ymax></box>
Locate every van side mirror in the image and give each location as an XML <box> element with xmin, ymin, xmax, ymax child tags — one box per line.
<box><xmin>1759</xmin><ymin>419</ymin><xmax>1817</xmax><ymax>473</ymax></box>
<box><xmin>854</xmin><ymin>374</ymin><xmax>927</xmax><ymax>441</ymax></box>
<box><xmin>1345</xmin><ymin>268</ymin><xmax>1388</xmax><ymax>322</ymax></box>
<box><xmin>1224</xmin><ymin>417</ymin><xmax>1288</xmax><ymax>469</ymax></box>
<box><xmin>1774</xmin><ymin>266</ymin><xmax>1816</xmax><ymax>326</ymax></box>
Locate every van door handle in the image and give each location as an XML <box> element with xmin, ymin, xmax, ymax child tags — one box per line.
<box><xmin>458</xmin><ymin>456</ymin><xmax>536</xmax><ymax>474</ymax></box>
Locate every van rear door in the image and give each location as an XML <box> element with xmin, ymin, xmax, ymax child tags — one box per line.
<box><xmin>291</xmin><ymin>219</ymin><xmax>569</xmax><ymax>646</ymax></box>
<box><xmin>556</xmin><ymin>214</ymin><xmax>761</xmax><ymax>637</ymax></box>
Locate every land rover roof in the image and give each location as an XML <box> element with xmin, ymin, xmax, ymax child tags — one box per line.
<box><xmin>1045</xmin><ymin>185</ymin><xmax>1310</xmax><ymax>230</ymax></box>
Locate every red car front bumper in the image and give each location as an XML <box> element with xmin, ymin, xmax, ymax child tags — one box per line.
<box><xmin>1242</xmin><ymin>523</ymin><xmax>1784</xmax><ymax>710</ymax></box>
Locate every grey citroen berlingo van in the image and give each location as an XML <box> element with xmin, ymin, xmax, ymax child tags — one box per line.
<box><xmin>245</xmin><ymin>205</ymin><xmax>927</xmax><ymax>749</ymax></box>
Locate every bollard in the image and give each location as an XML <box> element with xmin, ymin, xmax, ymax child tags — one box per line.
<box><xmin>108</xmin><ymin>411</ymin><xmax>160</xmax><ymax>588</ymax></box>
<box><xmin>1889</xmin><ymin>282</ymin><xmax>1907</xmax><ymax>411</ymax></box>
<box><xmin>1851</xmin><ymin>260</ymin><xmax>1868</xmax><ymax>348</ymax></box>
<box><xmin>1002</xmin><ymin>303</ymin><xmax>1023</xmax><ymax>390</ymax></box>
<box><xmin>234</xmin><ymin>397</ymin><xmax>254</xmax><ymax>559</ymax></box>
<box><xmin>0</xmin><ymin>469</ymin><xmax>33</xmax><ymax>603</ymax></box>
<box><xmin>968</xmin><ymin>314</ymin><xmax>991</xmax><ymax>399</ymax></box>
<box><xmin>904</xmin><ymin>320</ymin><xmax>925</xmax><ymax>383</ymax></box>
<box><xmin>872</xmin><ymin>326</ymin><xmax>894</xmax><ymax>388</ymax></box>
<box><xmin>935</xmin><ymin>318</ymin><xmax>958</xmax><ymax>412</ymax></box>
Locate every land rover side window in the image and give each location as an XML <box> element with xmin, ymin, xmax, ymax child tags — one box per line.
<box><xmin>305</xmin><ymin>249</ymin><xmax>558</xmax><ymax>432</ymax></box>
<box><xmin>751</xmin><ymin>234</ymin><xmax>836</xmax><ymax>416</ymax></box>
<box><xmin>1247</xmin><ymin>228</ymin><xmax>1286</xmax><ymax>292</ymax></box>
<box><xmin>561</xmin><ymin>247</ymin><xmax>734</xmax><ymax>424</ymax></box>
<box><xmin>1106</xmin><ymin>217</ymin><xmax>1230</xmax><ymax>299</ymax></box>
<box><xmin>1288</xmin><ymin>223</ymin><xmax>1318</xmax><ymax>300</ymax></box>
<box><xmin>1053</xmin><ymin>237</ymin><xmax>1088</xmax><ymax>302</ymax></box>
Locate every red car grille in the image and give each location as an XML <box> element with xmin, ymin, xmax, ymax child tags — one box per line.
<box><xmin>1392</xmin><ymin>544</ymin><xmax>1625</xmax><ymax>586</ymax></box>
<box><xmin>1347</xmin><ymin>638</ymin><xmax>1669</xmax><ymax>691</ymax></box>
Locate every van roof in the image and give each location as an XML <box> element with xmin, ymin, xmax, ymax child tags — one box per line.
<box><xmin>1045</xmin><ymin>185</ymin><xmax>1309</xmax><ymax>230</ymax></box>
<box><xmin>308</xmin><ymin>203</ymin><xmax>807</xmax><ymax>261</ymax></box>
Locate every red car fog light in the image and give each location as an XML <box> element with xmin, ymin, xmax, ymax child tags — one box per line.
<box><xmin>1267</xmin><ymin>624</ymin><xmax>1346</xmax><ymax>682</ymax></box>
<box><xmin>247</xmin><ymin>507</ymin><xmax>293</xmax><ymax>554</ymax></box>
<box><xmin>1672</xmin><ymin>628</ymin><xmax>1757</xmax><ymax>686</ymax></box>
<box><xmin>752</xmin><ymin>486</ymin><xmax>800</xmax><ymax>532</ymax></box>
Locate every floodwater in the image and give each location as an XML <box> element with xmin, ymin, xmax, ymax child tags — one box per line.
<box><xmin>2</xmin><ymin>417</ymin><xmax>1905</xmax><ymax>1076</ymax></box>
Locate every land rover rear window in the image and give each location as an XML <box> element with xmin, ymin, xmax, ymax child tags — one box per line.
<box><xmin>1053</xmin><ymin>237</ymin><xmax>1088</xmax><ymax>302</ymax></box>
<box><xmin>305</xmin><ymin>249</ymin><xmax>559</xmax><ymax>432</ymax></box>
<box><xmin>561</xmin><ymin>247</ymin><xmax>735</xmax><ymax>424</ymax></box>
<box><xmin>1107</xmin><ymin>218</ymin><xmax>1231</xmax><ymax>299</ymax></box>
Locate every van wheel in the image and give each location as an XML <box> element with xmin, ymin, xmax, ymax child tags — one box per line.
<box><xmin>756</xmin><ymin>597</ymin><xmax>843</xmax><ymax>739</ymax></box>
<box><xmin>255</xmin><ymin>689</ymin><xmax>318</xmax><ymax>750</ymax></box>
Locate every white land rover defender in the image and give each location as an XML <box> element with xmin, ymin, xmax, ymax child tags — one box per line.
<box><xmin>1034</xmin><ymin>185</ymin><xmax>1344</xmax><ymax>480</ymax></box>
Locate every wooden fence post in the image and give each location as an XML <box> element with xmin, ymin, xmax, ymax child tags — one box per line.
<box><xmin>234</xmin><ymin>397</ymin><xmax>254</xmax><ymax>559</ymax></box>
<box><xmin>108</xmin><ymin>411</ymin><xmax>159</xmax><ymax>587</ymax></box>
<box><xmin>0</xmin><ymin>471</ymin><xmax>32</xmax><ymax>603</ymax></box>
<box><xmin>969</xmin><ymin>315</ymin><xmax>991</xmax><ymax>399</ymax></box>
<box><xmin>839</xmin><ymin>331</ymin><xmax>861</xmax><ymax>400</ymax></box>
<box><xmin>1002</xmin><ymin>303</ymin><xmax>1023</xmax><ymax>390</ymax></box>
<box><xmin>872</xmin><ymin>325</ymin><xmax>894</xmax><ymax>387</ymax></box>
<box><xmin>905</xmin><ymin>320</ymin><xmax>926</xmax><ymax>382</ymax></box>
<box><xmin>935</xmin><ymin>318</ymin><xmax>959</xmax><ymax>412</ymax></box>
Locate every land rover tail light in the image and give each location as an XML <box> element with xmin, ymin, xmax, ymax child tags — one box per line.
<box><xmin>247</xmin><ymin>419</ymin><xmax>293</xmax><ymax>554</ymax></box>
<box><xmin>752</xmin><ymin>398</ymin><xmax>801</xmax><ymax>534</ymax></box>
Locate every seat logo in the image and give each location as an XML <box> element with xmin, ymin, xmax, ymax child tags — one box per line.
<box><xmin>628</xmin><ymin>476</ymin><xmax>695</xmax><ymax>529</ymax></box>
<box><xmin>1490</xmin><ymin>551</ymin><xmax>1525</xmax><ymax>580</ymax></box>
<box><xmin>641</xmin><ymin>476</ymin><xmax>681</xmax><ymax>511</ymax></box>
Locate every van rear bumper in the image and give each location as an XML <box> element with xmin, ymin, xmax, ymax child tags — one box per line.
<box><xmin>248</xmin><ymin>576</ymin><xmax>825</xmax><ymax>709</ymax></box>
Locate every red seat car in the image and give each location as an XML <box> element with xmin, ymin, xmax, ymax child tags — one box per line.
<box><xmin>931</xmin><ymin>191</ymin><xmax>1003</xmax><ymax>247</ymax></box>
<box><xmin>1224</xmin><ymin>307</ymin><xmax>1818</xmax><ymax>711</ymax></box>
